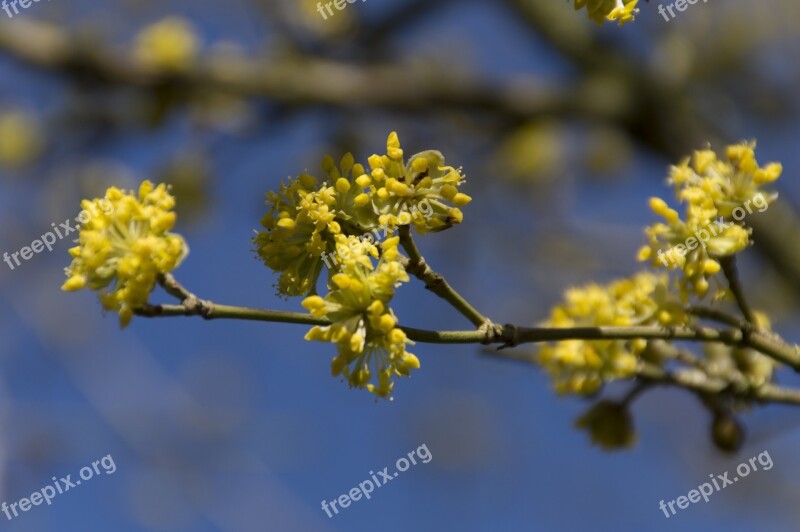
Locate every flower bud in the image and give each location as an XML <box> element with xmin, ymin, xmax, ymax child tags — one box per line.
<box><xmin>712</xmin><ymin>413</ymin><xmax>744</xmax><ymax>453</ymax></box>
<box><xmin>575</xmin><ymin>401</ymin><xmax>637</xmax><ymax>451</ymax></box>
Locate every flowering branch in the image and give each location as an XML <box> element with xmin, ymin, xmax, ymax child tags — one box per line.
<box><xmin>136</xmin><ymin>274</ymin><xmax>800</xmax><ymax>369</ymax></box>
<box><xmin>490</xmin><ymin>351</ymin><xmax>800</xmax><ymax>406</ymax></box>
<box><xmin>63</xmin><ymin>133</ymin><xmax>800</xmax><ymax>449</ymax></box>
<box><xmin>132</xmin><ymin>274</ymin><xmax>800</xmax><ymax>408</ymax></box>
<box><xmin>635</xmin><ymin>363</ymin><xmax>800</xmax><ymax>406</ymax></box>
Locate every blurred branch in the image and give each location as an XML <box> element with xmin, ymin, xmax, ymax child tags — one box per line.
<box><xmin>636</xmin><ymin>362</ymin><xmax>800</xmax><ymax>406</ymax></box>
<box><xmin>500</xmin><ymin>0</ymin><xmax>800</xmax><ymax>298</ymax></box>
<box><xmin>747</xmin><ymin>201</ymin><xmax>800</xmax><ymax>290</ymax></box>
<box><xmin>0</xmin><ymin>19</ymin><xmax>623</xmax><ymax>121</ymax></box>
<box><xmin>357</xmin><ymin>0</ymin><xmax>462</xmax><ymax>51</ymax></box>
<box><xmin>487</xmin><ymin>350</ymin><xmax>800</xmax><ymax>405</ymax></box>
<box><xmin>4</xmin><ymin>13</ymin><xmax>800</xmax><ymax>298</ymax></box>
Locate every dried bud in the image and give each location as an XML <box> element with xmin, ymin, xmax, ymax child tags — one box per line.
<box><xmin>711</xmin><ymin>413</ymin><xmax>744</xmax><ymax>453</ymax></box>
<box><xmin>575</xmin><ymin>401</ymin><xmax>637</xmax><ymax>451</ymax></box>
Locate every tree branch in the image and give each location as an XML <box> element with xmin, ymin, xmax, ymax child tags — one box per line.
<box><xmin>134</xmin><ymin>275</ymin><xmax>800</xmax><ymax>370</ymax></box>
<box><xmin>0</xmin><ymin>19</ymin><xmax>620</xmax><ymax>122</ymax></box>
<box><xmin>688</xmin><ymin>305</ymin><xmax>746</xmax><ymax>329</ymax></box>
<box><xmin>635</xmin><ymin>363</ymin><xmax>800</xmax><ymax>406</ymax></box>
<box><xmin>398</xmin><ymin>225</ymin><xmax>489</xmax><ymax>329</ymax></box>
<box><xmin>719</xmin><ymin>255</ymin><xmax>756</xmax><ymax>323</ymax></box>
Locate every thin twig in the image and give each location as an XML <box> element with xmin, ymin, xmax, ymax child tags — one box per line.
<box><xmin>398</xmin><ymin>225</ymin><xmax>489</xmax><ymax>329</ymax></box>
<box><xmin>621</xmin><ymin>381</ymin><xmax>653</xmax><ymax>406</ymax></box>
<box><xmin>134</xmin><ymin>300</ymin><xmax>800</xmax><ymax>369</ymax></box>
<box><xmin>0</xmin><ymin>19</ymin><xmax>613</xmax><ymax>122</ymax></box>
<box><xmin>688</xmin><ymin>306</ymin><xmax>746</xmax><ymax>328</ymax></box>
<box><xmin>719</xmin><ymin>255</ymin><xmax>756</xmax><ymax>323</ymax></box>
<box><xmin>635</xmin><ymin>363</ymin><xmax>800</xmax><ymax>406</ymax></box>
<box><xmin>131</xmin><ymin>274</ymin><xmax>800</xmax><ymax>405</ymax></box>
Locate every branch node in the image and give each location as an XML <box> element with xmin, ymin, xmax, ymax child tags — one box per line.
<box><xmin>479</xmin><ymin>320</ymin><xmax>505</xmax><ymax>345</ymax></box>
<box><xmin>200</xmin><ymin>299</ymin><xmax>214</xmax><ymax>320</ymax></box>
<box><xmin>497</xmin><ymin>323</ymin><xmax>521</xmax><ymax>350</ymax></box>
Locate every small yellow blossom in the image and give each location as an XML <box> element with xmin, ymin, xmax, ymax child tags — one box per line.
<box><xmin>253</xmin><ymin>152</ymin><xmax>376</xmax><ymax>296</ymax></box>
<box><xmin>639</xmin><ymin>142</ymin><xmax>780</xmax><ymax>300</ymax></box>
<box><xmin>369</xmin><ymin>132</ymin><xmax>470</xmax><ymax>233</ymax></box>
<box><xmin>255</xmin><ymin>133</ymin><xmax>471</xmax><ymax>295</ymax></box>
<box><xmin>62</xmin><ymin>181</ymin><xmax>188</xmax><ymax>327</ymax></box>
<box><xmin>134</xmin><ymin>17</ymin><xmax>199</xmax><ymax>71</ymax></box>
<box><xmin>301</xmin><ymin>236</ymin><xmax>417</xmax><ymax>398</ymax></box>
<box><xmin>574</xmin><ymin>0</ymin><xmax>639</xmax><ymax>26</ymax></box>
<box><xmin>538</xmin><ymin>272</ymin><xmax>684</xmax><ymax>394</ymax></box>
<box><xmin>0</xmin><ymin>110</ymin><xmax>42</xmax><ymax>169</ymax></box>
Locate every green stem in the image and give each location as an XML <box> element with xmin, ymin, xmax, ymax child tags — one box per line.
<box><xmin>145</xmin><ymin>276</ymin><xmax>800</xmax><ymax>366</ymax></box>
<box><xmin>620</xmin><ymin>381</ymin><xmax>653</xmax><ymax>406</ymax></box>
<box><xmin>397</xmin><ymin>225</ymin><xmax>488</xmax><ymax>328</ymax></box>
<box><xmin>134</xmin><ymin>300</ymin><xmax>800</xmax><ymax>370</ymax></box>
<box><xmin>636</xmin><ymin>363</ymin><xmax>800</xmax><ymax>405</ymax></box>
<box><xmin>688</xmin><ymin>305</ymin><xmax>745</xmax><ymax>328</ymax></box>
<box><xmin>719</xmin><ymin>255</ymin><xmax>756</xmax><ymax>323</ymax></box>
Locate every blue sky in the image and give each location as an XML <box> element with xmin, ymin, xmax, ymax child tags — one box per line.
<box><xmin>1</xmin><ymin>1</ymin><xmax>800</xmax><ymax>530</ymax></box>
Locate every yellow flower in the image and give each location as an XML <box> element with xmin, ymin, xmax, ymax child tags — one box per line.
<box><xmin>671</xmin><ymin>142</ymin><xmax>780</xmax><ymax>217</ymax></box>
<box><xmin>574</xmin><ymin>0</ymin><xmax>639</xmax><ymax>26</ymax></box>
<box><xmin>62</xmin><ymin>181</ymin><xmax>188</xmax><ymax>327</ymax></box>
<box><xmin>606</xmin><ymin>0</ymin><xmax>639</xmax><ymax>25</ymax></box>
<box><xmin>538</xmin><ymin>272</ymin><xmax>683</xmax><ymax>394</ymax></box>
<box><xmin>0</xmin><ymin>110</ymin><xmax>42</xmax><ymax>169</ymax></box>
<box><xmin>369</xmin><ymin>132</ymin><xmax>471</xmax><ymax>234</ymax></box>
<box><xmin>134</xmin><ymin>17</ymin><xmax>199</xmax><ymax>71</ymax></box>
<box><xmin>255</xmin><ymin>133</ymin><xmax>471</xmax><ymax>295</ymax></box>
<box><xmin>253</xmin><ymin>153</ymin><xmax>377</xmax><ymax>296</ymax></box>
<box><xmin>639</xmin><ymin>142</ymin><xmax>780</xmax><ymax>300</ymax></box>
<box><xmin>301</xmin><ymin>236</ymin><xmax>417</xmax><ymax>398</ymax></box>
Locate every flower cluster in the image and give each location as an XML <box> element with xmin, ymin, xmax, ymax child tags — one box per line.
<box><xmin>0</xmin><ymin>110</ymin><xmax>41</xmax><ymax>169</ymax></box>
<box><xmin>538</xmin><ymin>272</ymin><xmax>685</xmax><ymax>394</ymax></box>
<box><xmin>62</xmin><ymin>181</ymin><xmax>188</xmax><ymax>327</ymax></box>
<box><xmin>253</xmin><ymin>171</ymin><xmax>343</xmax><ymax>297</ymax></box>
<box><xmin>574</xmin><ymin>0</ymin><xmax>639</xmax><ymax>26</ymax></box>
<box><xmin>638</xmin><ymin>142</ymin><xmax>781</xmax><ymax>300</ymax></box>
<box><xmin>704</xmin><ymin>312</ymin><xmax>777</xmax><ymax>389</ymax></box>
<box><xmin>134</xmin><ymin>17</ymin><xmax>200</xmax><ymax>71</ymax></box>
<box><xmin>254</xmin><ymin>132</ymin><xmax>470</xmax><ymax>297</ymax></box>
<box><xmin>253</xmin><ymin>132</ymin><xmax>472</xmax><ymax>396</ymax></box>
<box><xmin>367</xmin><ymin>140</ymin><xmax>472</xmax><ymax>234</ymax></box>
<box><xmin>301</xmin><ymin>236</ymin><xmax>419</xmax><ymax>398</ymax></box>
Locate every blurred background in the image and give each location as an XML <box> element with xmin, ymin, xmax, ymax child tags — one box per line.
<box><xmin>1</xmin><ymin>0</ymin><xmax>799</xmax><ymax>530</ymax></box>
